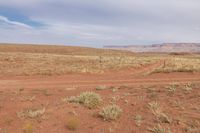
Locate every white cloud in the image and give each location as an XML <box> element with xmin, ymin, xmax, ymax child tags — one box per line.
<box><xmin>0</xmin><ymin>15</ymin><xmax>32</xmax><ymax>29</ymax></box>
<box><xmin>0</xmin><ymin>0</ymin><xmax>200</xmax><ymax>46</ymax></box>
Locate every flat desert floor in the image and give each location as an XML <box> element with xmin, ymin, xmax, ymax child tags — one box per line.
<box><xmin>0</xmin><ymin>44</ymin><xmax>200</xmax><ymax>133</ymax></box>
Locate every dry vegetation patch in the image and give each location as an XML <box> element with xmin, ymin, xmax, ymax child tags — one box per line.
<box><xmin>0</xmin><ymin>51</ymin><xmax>160</xmax><ymax>75</ymax></box>
<box><xmin>99</xmin><ymin>104</ymin><xmax>122</xmax><ymax>121</ymax></box>
<box><xmin>66</xmin><ymin>117</ymin><xmax>79</xmax><ymax>131</ymax></box>
<box><xmin>22</xmin><ymin>122</ymin><xmax>34</xmax><ymax>133</ymax></box>
<box><xmin>65</xmin><ymin>92</ymin><xmax>102</xmax><ymax>109</ymax></box>
<box><xmin>1</xmin><ymin>45</ymin><xmax>200</xmax><ymax>132</ymax></box>
<box><xmin>148</xmin><ymin>124</ymin><xmax>166</xmax><ymax>133</ymax></box>
<box><xmin>17</xmin><ymin>108</ymin><xmax>46</xmax><ymax>119</ymax></box>
<box><xmin>152</xmin><ymin>56</ymin><xmax>200</xmax><ymax>73</ymax></box>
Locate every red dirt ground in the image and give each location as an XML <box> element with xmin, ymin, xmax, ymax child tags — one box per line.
<box><xmin>0</xmin><ymin>62</ymin><xmax>200</xmax><ymax>133</ymax></box>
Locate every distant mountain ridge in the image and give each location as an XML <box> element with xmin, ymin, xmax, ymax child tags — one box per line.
<box><xmin>104</xmin><ymin>43</ymin><xmax>200</xmax><ymax>53</ymax></box>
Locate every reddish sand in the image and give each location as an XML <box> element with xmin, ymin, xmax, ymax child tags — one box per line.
<box><xmin>0</xmin><ymin>63</ymin><xmax>200</xmax><ymax>133</ymax></box>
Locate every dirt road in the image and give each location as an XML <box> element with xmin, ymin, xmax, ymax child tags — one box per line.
<box><xmin>1</xmin><ymin>61</ymin><xmax>200</xmax><ymax>133</ymax></box>
<box><xmin>0</xmin><ymin>60</ymin><xmax>199</xmax><ymax>89</ymax></box>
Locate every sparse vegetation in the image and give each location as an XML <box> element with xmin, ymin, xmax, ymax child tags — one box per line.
<box><xmin>96</xmin><ymin>85</ymin><xmax>107</xmax><ymax>90</ymax></box>
<box><xmin>64</xmin><ymin>96</ymin><xmax>79</xmax><ymax>103</ymax></box>
<box><xmin>20</xmin><ymin>96</ymin><xmax>36</xmax><ymax>102</ymax></box>
<box><xmin>0</xmin><ymin>50</ymin><xmax>159</xmax><ymax>75</ymax></box>
<box><xmin>78</xmin><ymin>92</ymin><xmax>102</xmax><ymax>108</ymax></box>
<box><xmin>168</xmin><ymin>84</ymin><xmax>177</xmax><ymax>94</ymax></box>
<box><xmin>110</xmin><ymin>96</ymin><xmax>120</xmax><ymax>103</ymax></box>
<box><xmin>99</xmin><ymin>104</ymin><xmax>122</xmax><ymax>121</ymax></box>
<box><xmin>65</xmin><ymin>92</ymin><xmax>102</xmax><ymax>109</ymax></box>
<box><xmin>148</xmin><ymin>101</ymin><xmax>171</xmax><ymax>123</ymax></box>
<box><xmin>17</xmin><ymin>108</ymin><xmax>46</xmax><ymax>118</ymax></box>
<box><xmin>148</xmin><ymin>101</ymin><xmax>160</xmax><ymax>111</ymax></box>
<box><xmin>172</xmin><ymin>100</ymin><xmax>185</xmax><ymax>109</ymax></box>
<box><xmin>112</xmin><ymin>87</ymin><xmax>118</xmax><ymax>92</ymax></box>
<box><xmin>152</xmin><ymin>57</ymin><xmax>200</xmax><ymax>74</ymax></box>
<box><xmin>134</xmin><ymin>114</ymin><xmax>143</xmax><ymax>126</ymax></box>
<box><xmin>183</xmin><ymin>83</ymin><xmax>193</xmax><ymax>93</ymax></box>
<box><xmin>155</xmin><ymin>112</ymin><xmax>171</xmax><ymax>123</ymax></box>
<box><xmin>1</xmin><ymin>45</ymin><xmax>200</xmax><ymax>132</ymax></box>
<box><xmin>148</xmin><ymin>124</ymin><xmax>165</xmax><ymax>133</ymax></box>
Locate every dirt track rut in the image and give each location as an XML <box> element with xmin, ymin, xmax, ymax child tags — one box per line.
<box><xmin>0</xmin><ymin>60</ymin><xmax>200</xmax><ymax>89</ymax></box>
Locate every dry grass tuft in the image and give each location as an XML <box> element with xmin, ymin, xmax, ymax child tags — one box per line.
<box><xmin>148</xmin><ymin>101</ymin><xmax>160</xmax><ymax>111</ymax></box>
<box><xmin>155</xmin><ymin>112</ymin><xmax>171</xmax><ymax>124</ymax></box>
<box><xmin>66</xmin><ymin>117</ymin><xmax>79</xmax><ymax>131</ymax></box>
<box><xmin>78</xmin><ymin>92</ymin><xmax>102</xmax><ymax>109</ymax></box>
<box><xmin>17</xmin><ymin>108</ymin><xmax>45</xmax><ymax>118</ymax></box>
<box><xmin>99</xmin><ymin>104</ymin><xmax>122</xmax><ymax>121</ymax></box>
<box><xmin>22</xmin><ymin>122</ymin><xmax>33</xmax><ymax>133</ymax></box>
<box><xmin>65</xmin><ymin>92</ymin><xmax>102</xmax><ymax>109</ymax></box>
<box><xmin>148</xmin><ymin>101</ymin><xmax>171</xmax><ymax>123</ymax></box>
<box><xmin>183</xmin><ymin>83</ymin><xmax>193</xmax><ymax>93</ymax></box>
<box><xmin>134</xmin><ymin>114</ymin><xmax>143</xmax><ymax>126</ymax></box>
<box><xmin>148</xmin><ymin>124</ymin><xmax>165</xmax><ymax>133</ymax></box>
<box><xmin>168</xmin><ymin>84</ymin><xmax>177</xmax><ymax>94</ymax></box>
<box><xmin>96</xmin><ymin>85</ymin><xmax>107</xmax><ymax>90</ymax></box>
<box><xmin>20</xmin><ymin>96</ymin><xmax>36</xmax><ymax>102</ymax></box>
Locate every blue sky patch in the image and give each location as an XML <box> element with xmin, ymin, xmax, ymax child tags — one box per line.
<box><xmin>0</xmin><ymin>0</ymin><xmax>199</xmax><ymax>47</ymax></box>
<box><xmin>0</xmin><ymin>6</ymin><xmax>44</xmax><ymax>27</ymax></box>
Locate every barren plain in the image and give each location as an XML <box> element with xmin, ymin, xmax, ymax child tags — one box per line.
<box><xmin>0</xmin><ymin>44</ymin><xmax>200</xmax><ymax>133</ymax></box>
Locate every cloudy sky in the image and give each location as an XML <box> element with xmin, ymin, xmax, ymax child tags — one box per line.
<box><xmin>0</xmin><ymin>0</ymin><xmax>200</xmax><ymax>47</ymax></box>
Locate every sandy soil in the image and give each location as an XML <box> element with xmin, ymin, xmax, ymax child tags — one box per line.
<box><xmin>0</xmin><ymin>60</ymin><xmax>200</xmax><ymax>133</ymax></box>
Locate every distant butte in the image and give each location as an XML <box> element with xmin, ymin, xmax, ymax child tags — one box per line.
<box><xmin>104</xmin><ymin>43</ymin><xmax>200</xmax><ymax>53</ymax></box>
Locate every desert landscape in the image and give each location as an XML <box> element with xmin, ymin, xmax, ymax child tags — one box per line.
<box><xmin>0</xmin><ymin>44</ymin><xmax>200</xmax><ymax>133</ymax></box>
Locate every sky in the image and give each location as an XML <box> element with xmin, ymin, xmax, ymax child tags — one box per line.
<box><xmin>0</xmin><ymin>0</ymin><xmax>200</xmax><ymax>47</ymax></box>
